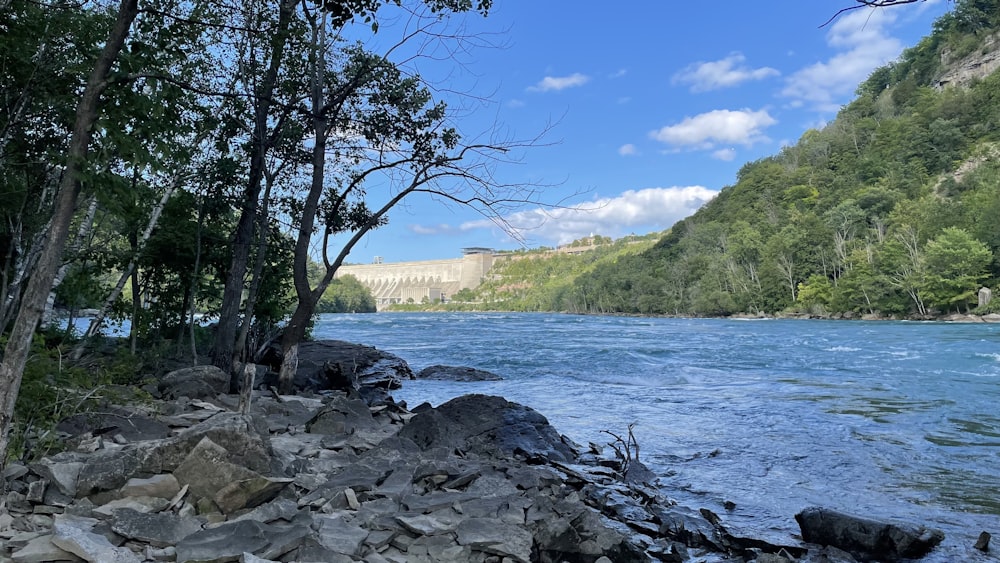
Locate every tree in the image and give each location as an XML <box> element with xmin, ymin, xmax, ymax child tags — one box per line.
<box><xmin>919</xmin><ymin>227</ymin><xmax>992</xmax><ymax>311</ymax></box>
<box><xmin>276</xmin><ymin>5</ymin><xmax>537</xmax><ymax>393</ymax></box>
<box><xmin>0</xmin><ymin>0</ymin><xmax>140</xmax><ymax>461</ymax></box>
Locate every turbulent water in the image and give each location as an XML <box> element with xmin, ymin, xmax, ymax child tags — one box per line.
<box><xmin>312</xmin><ymin>312</ymin><xmax>1000</xmax><ymax>559</ymax></box>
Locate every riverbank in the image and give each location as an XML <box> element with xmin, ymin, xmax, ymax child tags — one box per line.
<box><xmin>0</xmin><ymin>340</ymin><xmax>970</xmax><ymax>562</ymax></box>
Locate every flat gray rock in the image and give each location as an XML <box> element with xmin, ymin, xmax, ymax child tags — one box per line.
<box><xmin>110</xmin><ymin>508</ymin><xmax>203</xmax><ymax>547</ymax></box>
<box><xmin>52</xmin><ymin>514</ymin><xmax>142</xmax><ymax>563</ymax></box>
<box><xmin>415</xmin><ymin>365</ymin><xmax>502</xmax><ymax>381</ymax></box>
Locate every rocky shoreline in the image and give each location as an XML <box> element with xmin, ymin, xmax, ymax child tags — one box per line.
<box><xmin>0</xmin><ymin>341</ymin><xmax>965</xmax><ymax>562</ymax></box>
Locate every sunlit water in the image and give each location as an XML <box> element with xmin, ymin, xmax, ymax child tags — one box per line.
<box><xmin>313</xmin><ymin>312</ymin><xmax>999</xmax><ymax>560</ymax></box>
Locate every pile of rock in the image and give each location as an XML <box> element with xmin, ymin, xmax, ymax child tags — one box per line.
<box><xmin>0</xmin><ymin>342</ymin><xmax>952</xmax><ymax>562</ymax></box>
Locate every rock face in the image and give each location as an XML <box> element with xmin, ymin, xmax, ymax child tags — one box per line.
<box><xmin>415</xmin><ymin>365</ymin><xmax>503</xmax><ymax>381</ymax></box>
<box><xmin>795</xmin><ymin>506</ymin><xmax>945</xmax><ymax>561</ymax></box>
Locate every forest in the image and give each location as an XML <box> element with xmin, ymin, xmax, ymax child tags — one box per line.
<box><xmin>0</xmin><ymin>0</ymin><xmax>514</xmax><ymax>457</ymax></box>
<box><xmin>459</xmin><ymin>0</ymin><xmax>1000</xmax><ymax>318</ymax></box>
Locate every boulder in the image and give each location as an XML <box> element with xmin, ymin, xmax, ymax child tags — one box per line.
<box><xmin>262</xmin><ymin>340</ymin><xmax>414</xmax><ymax>392</ymax></box>
<box><xmin>795</xmin><ymin>507</ymin><xmax>944</xmax><ymax>561</ymax></box>
<box><xmin>172</xmin><ymin>437</ymin><xmax>288</xmax><ymax>514</ymax></box>
<box><xmin>159</xmin><ymin>365</ymin><xmax>230</xmax><ymax>400</ymax></box>
<box><xmin>76</xmin><ymin>413</ymin><xmax>273</xmax><ymax>497</ymax></box>
<box><xmin>397</xmin><ymin>394</ymin><xmax>576</xmax><ymax>463</ymax></box>
<box><xmin>415</xmin><ymin>365</ymin><xmax>503</xmax><ymax>381</ymax></box>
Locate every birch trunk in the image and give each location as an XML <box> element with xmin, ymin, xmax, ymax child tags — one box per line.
<box><xmin>42</xmin><ymin>196</ymin><xmax>99</xmax><ymax>327</ymax></box>
<box><xmin>72</xmin><ymin>178</ymin><xmax>178</xmax><ymax>360</ymax></box>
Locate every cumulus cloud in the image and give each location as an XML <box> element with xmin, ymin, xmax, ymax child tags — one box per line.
<box><xmin>528</xmin><ymin>73</ymin><xmax>590</xmax><ymax>92</ymax></box>
<box><xmin>618</xmin><ymin>143</ymin><xmax>637</xmax><ymax>156</ymax></box>
<box><xmin>649</xmin><ymin>108</ymin><xmax>776</xmax><ymax>149</ymax></box>
<box><xmin>455</xmin><ymin>186</ymin><xmax>718</xmax><ymax>245</ymax></box>
<box><xmin>782</xmin><ymin>8</ymin><xmax>903</xmax><ymax>111</ymax></box>
<box><xmin>712</xmin><ymin>148</ymin><xmax>736</xmax><ymax>161</ymax></box>
<box><xmin>673</xmin><ymin>53</ymin><xmax>779</xmax><ymax>92</ymax></box>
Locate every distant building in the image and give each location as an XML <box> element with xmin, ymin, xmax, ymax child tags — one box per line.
<box><xmin>336</xmin><ymin>249</ymin><xmax>496</xmax><ymax>309</ymax></box>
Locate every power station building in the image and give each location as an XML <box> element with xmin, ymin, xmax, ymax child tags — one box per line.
<box><xmin>335</xmin><ymin>248</ymin><xmax>495</xmax><ymax>308</ymax></box>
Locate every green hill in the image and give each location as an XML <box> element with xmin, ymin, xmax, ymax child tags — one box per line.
<box><xmin>558</xmin><ymin>0</ymin><xmax>1000</xmax><ymax>318</ymax></box>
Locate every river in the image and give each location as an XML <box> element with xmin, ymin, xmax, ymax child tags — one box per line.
<box><xmin>311</xmin><ymin>312</ymin><xmax>999</xmax><ymax>560</ymax></box>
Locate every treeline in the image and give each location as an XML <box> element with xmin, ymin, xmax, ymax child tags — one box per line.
<box><xmin>553</xmin><ymin>0</ymin><xmax>1000</xmax><ymax>317</ymax></box>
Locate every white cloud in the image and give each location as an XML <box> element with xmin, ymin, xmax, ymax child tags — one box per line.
<box><xmin>609</xmin><ymin>68</ymin><xmax>628</xmax><ymax>79</ymax></box>
<box><xmin>507</xmin><ymin>99</ymin><xmax>526</xmax><ymax>108</ymax></box>
<box><xmin>711</xmin><ymin>148</ymin><xmax>736</xmax><ymax>161</ymax></box>
<box><xmin>528</xmin><ymin>73</ymin><xmax>590</xmax><ymax>92</ymax></box>
<box><xmin>782</xmin><ymin>8</ymin><xmax>903</xmax><ymax>111</ymax></box>
<box><xmin>457</xmin><ymin>186</ymin><xmax>718</xmax><ymax>245</ymax></box>
<box><xmin>408</xmin><ymin>223</ymin><xmax>458</xmax><ymax>236</ymax></box>
<box><xmin>673</xmin><ymin>53</ymin><xmax>779</xmax><ymax>92</ymax></box>
<box><xmin>650</xmin><ymin>108</ymin><xmax>776</xmax><ymax>149</ymax></box>
<box><xmin>618</xmin><ymin>143</ymin><xmax>637</xmax><ymax>156</ymax></box>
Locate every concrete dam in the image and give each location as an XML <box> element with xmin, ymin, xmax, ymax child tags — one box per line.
<box><xmin>335</xmin><ymin>248</ymin><xmax>495</xmax><ymax>308</ymax></box>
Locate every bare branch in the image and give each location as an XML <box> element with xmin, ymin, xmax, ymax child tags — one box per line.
<box><xmin>822</xmin><ymin>0</ymin><xmax>945</xmax><ymax>28</ymax></box>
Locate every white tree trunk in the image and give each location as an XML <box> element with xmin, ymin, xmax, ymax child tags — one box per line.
<box><xmin>42</xmin><ymin>196</ymin><xmax>99</xmax><ymax>327</ymax></box>
<box><xmin>72</xmin><ymin>179</ymin><xmax>178</xmax><ymax>360</ymax></box>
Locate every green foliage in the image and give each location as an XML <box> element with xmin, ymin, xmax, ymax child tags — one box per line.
<box><xmin>316</xmin><ymin>275</ymin><xmax>376</xmax><ymax>313</ymax></box>
<box><xmin>561</xmin><ymin>4</ymin><xmax>1000</xmax><ymax>319</ymax></box>
<box><xmin>919</xmin><ymin>227</ymin><xmax>992</xmax><ymax>311</ymax></box>
<box><xmin>4</xmin><ymin>331</ymin><xmax>151</xmax><ymax>461</ymax></box>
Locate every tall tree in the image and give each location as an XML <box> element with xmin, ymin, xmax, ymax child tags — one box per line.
<box><xmin>0</xmin><ymin>0</ymin><xmax>140</xmax><ymax>461</ymax></box>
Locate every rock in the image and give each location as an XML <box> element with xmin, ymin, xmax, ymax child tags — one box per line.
<box><xmin>975</xmin><ymin>530</ymin><xmax>991</xmax><ymax>552</ymax></box>
<box><xmin>455</xmin><ymin>518</ymin><xmax>533</xmax><ymax>562</ymax></box>
<box><xmin>76</xmin><ymin>413</ymin><xmax>273</xmax><ymax>497</ymax></box>
<box><xmin>174</xmin><ymin>519</ymin><xmax>299</xmax><ymax>563</ymax></box>
<box><xmin>305</xmin><ymin>396</ymin><xmax>378</xmax><ymax>435</ymax></box>
<box><xmin>397</xmin><ymin>394</ymin><xmax>576</xmax><ymax>463</ymax></box>
<box><xmin>56</xmin><ymin>410</ymin><xmax>171</xmax><ymax>442</ymax></box>
<box><xmin>109</xmin><ymin>508</ymin><xmax>203</xmax><ymax>547</ymax></box>
<box><xmin>94</xmin><ymin>496</ymin><xmax>171</xmax><ymax>516</ymax></box>
<box><xmin>51</xmin><ymin>514</ymin><xmax>142</xmax><ymax>563</ymax></box>
<box><xmin>795</xmin><ymin>507</ymin><xmax>944</xmax><ymax>561</ymax></box>
<box><xmin>262</xmin><ymin>340</ymin><xmax>414</xmax><ymax>392</ymax></box>
<box><xmin>172</xmin><ymin>437</ymin><xmax>288</xmax><ymax>514</ymax></box>
<box><xmin>29</xmin><ymin>461</ymin><xmax>83</xmax><ymax>498</ymax></box>
<box><xmin>213</xmin><ymin>476</ymin><xmax>293</xmax><ymax>515</ymax></box>
<box><xmin>10</xmin><ymin>534</ymin><xmax>83</xmax><ymax>562</ymax></box>
<box><xmin>313</xmin><ymin>515</ymin><xmax>370</xmax><ymax>556</ymax></box>
<box><xmin>120</xmin><ymin>474</ymin><xmax>181</xmax><ymax>499</ymax></box>
<box><xmin>415</xmin><ymin>365</ymin><xmax>502</xmax><ymax>381</ymax></box>
<box><xmin>159</xmin><ymin>365</ymin><xmax>230</xmax><ymax>400</ymax></box>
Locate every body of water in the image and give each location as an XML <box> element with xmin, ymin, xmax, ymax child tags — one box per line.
<box><xmin>312</xmin><ymin>312</ymin><xmax>999</xmax><ymax>560</ymax></box>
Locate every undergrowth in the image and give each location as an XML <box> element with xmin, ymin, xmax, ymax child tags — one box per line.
<box><xmin>3</xmin><ymin>329</ymin><xmax>154</xmax><ymax>462</ymax></box>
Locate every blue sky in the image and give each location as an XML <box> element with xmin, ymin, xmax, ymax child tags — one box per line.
<box><xmin>333</xmin><ymin>0</ymin><xmax>951</xmax><ymax>264</ymax></box>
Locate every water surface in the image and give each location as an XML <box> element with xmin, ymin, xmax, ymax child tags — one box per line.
<box><xmin>313</xmin><ymin>313</ymin><xmax>1000</xmax><ymax>559</ymax></box>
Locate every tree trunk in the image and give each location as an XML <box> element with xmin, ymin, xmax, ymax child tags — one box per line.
<box><xmin>0</xmin><ymin>0</ymin><xmax>138</xmax><ymax>461</ymax></box>
<box><xmin>42</xmin><ymin>196</ymin><xmax>99</xmax><ymax>328</ymax></box>
<box><xmin>212</xmin><ymin>0</ymin><xmax>296</xmax><ymax>378</ymax></box>
<box><xmin>277</xmin><ymin>10</ymin><xmax>330</xmax><ymax>395</ymax></box>
<box><xmin>71</xmin><ymin>177</ymin><xmax>178</xmax><ymax>360</ymax></box>
<box><xmin>229</xmin><ymin>173</ymin><xmax>275</xmax><ymax>392</ymax></box>
<box><xmin>188</xmin><ymin>197</ymin><xmax>205</xmax><ymax>366</ymax></box>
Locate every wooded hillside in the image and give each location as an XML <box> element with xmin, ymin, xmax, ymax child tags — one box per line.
<box><xmin>554</xmin><ymin>0</ymin><xmax>1000</xmax><ymax>317</ymax></box>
